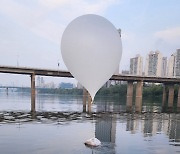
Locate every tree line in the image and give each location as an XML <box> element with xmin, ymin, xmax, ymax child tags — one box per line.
<box><xmin>15</xmin><ymin>83</ymin><xmax>179</xmax><ymax>99</ymax></box>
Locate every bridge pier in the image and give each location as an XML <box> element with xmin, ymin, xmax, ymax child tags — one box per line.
<box><xmin>168</xmin><ymin>84</ymin><xmax>174</xmax><ymax>108</ymax></box>
<box><xmin>162</xmin><ymin>84</ymin><xmax>167</xmax><ymax>107</ymax></box>
<box><xmin>6</xmin><ymin>87</ymin><xmax>8</xmax><ymax>95</ymax></box>
<box><xmin>31</xmin><ymin>73</ymin><xmax>36</xmax><ymax>112</ymax></box>
<box><xmin>87</xmin><ymin>92</ymin><xmax>92</xmax><ymax>113</ymax></box>
<box><xmin>126</xmin><ymin>81</ymin><xmax>133</xmax><ymax>111</ymax></box>
<box><xmin>177</xmin><ymin>85</ymin><xmax>180</xmax><ymax>108</ymax></box>
<box><xmin>135</xmin><ymin>81</ymin><xmax>143</xmax><ymax>112</ymax></box>
<box><xmin>82</xmin><ymin>88</ymin><xmax>92</xmax><ymax>113</ymax></box>
<box><xmin>83</xmin><ymin>88</ymin><xmax>87</xmax><ymax>112</ymax></box>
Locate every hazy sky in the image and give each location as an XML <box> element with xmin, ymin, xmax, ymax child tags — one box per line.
<box><xmin>0</xmin><ymin>0</ymin><xmax>180</xmax><ymax>86</ymax></box>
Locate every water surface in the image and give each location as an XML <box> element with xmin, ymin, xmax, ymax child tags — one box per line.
<box><xmin>0</xmin><ymin>92</ymin><xmax>179</xmax><ymax>154</ymax></box>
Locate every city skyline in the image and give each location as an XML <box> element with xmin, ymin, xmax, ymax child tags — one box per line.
<box><xmin>0</xmin><ymin>48</ymin><xmax>179</xmax><ymax>87</ymax></box>
<box><xmin>128</xmin><ymin>49</ymin><xmax>180</xmax><ymax>78</ymax></box>
<box><xmin>0</xmin><ymin>0</ymin><xmax>180</xmax><ymax>86</ymax></box>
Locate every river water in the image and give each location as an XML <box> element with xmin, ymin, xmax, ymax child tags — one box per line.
<box><xmin>0</xmin><ymin>91</ymin><xmax>179</xmax><ymax>154</ymax></box>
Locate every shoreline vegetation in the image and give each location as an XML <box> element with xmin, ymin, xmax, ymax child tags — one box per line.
<box><xmin>14</xmin><ymin>83</ymin><xmax>178</xmax><ymax>99</ymax></box>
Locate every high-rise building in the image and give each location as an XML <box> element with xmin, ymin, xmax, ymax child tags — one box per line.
<box><xmin>130</xmin><ymin>54</ymin><xmax>143</xmax><ymax>75</ymax></box>
<box><xmin>122</xmin><ymin>70</ymin><xmax>129</xmax><ymax>75</ymax></box>
<box><xmin>114</xmin><ymin>28</ymin><xmax>122</xmax><ymax>75</ymax></box>
<box><xmin>167</xmin><ymin>54</ymin><xmax>175</xmax><ymax>77</ymax></box>
<box><xmin>161</xmin><ymin>57</ymin><xmax>167</xmax><ymax>77</ymax></box>
<box><xmin>145</xmin><ymin>51</ymin><xmax>162</xmax><ymax>76</ymax></box>
<box><xmin>167</xmin><ymin>49</ymin><xmax>180</xmax><ymax>78</ymax></box>
<box><xmin>174</xmin><ymin>49</ymin><xmax>180</xmax><ymax>77</ymax></box>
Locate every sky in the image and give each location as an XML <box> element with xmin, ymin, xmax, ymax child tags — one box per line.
<box><xmin>0</xmin><ymin>0</ymin><xmax>180</xmax><ymax>86</ymax></box>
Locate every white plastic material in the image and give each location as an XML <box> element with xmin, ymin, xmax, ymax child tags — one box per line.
<box><xmin>84</xmin><ymin>137</ymin><xmax>101</xmax><ymax>147</ymax></box>
<box><xmin>61</xmin><ymin>14</ymin><xmax>122</xmax><ymax>101</ymax></box>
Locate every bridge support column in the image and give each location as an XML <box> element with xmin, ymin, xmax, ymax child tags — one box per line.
<box><xmin>31</xmin><ymin>73</ymin><xmax>36</xmax><ymax>112</ymax></box>
<box><xmin>87</xmin><ymin>92</ymin><xmax>92</xmax><ymax>113</ymax></box>
<box><xmin>177</xmin><ymin>85</ymin><xmax>180</xmax><ymax>108</ymax></box>
<box><xmin>6</xmin><ymin>87</ymin><xmax>8</xmax><ymax>95</ymax></box>
<box><xmin>135</xmin><ymin>81</ymin><xmax>143</xmax><ymax>112</ymax></box>
<box><xmin>162</xmin><ymin>84</ymin><xmax>167</xmax><ymax>107</ymax></box>
<box><xmin>168</xmin><ymin>84</ymin><xmax>174</xmax><ymax>108</ymax></box>
<box><xmin>126</xmin><ymin>81</ymin><xmax>133</xmax><ymax>111</ymax></box>
<box><xmin>83</xmin><ymin>88</ymin><xmax>87</xmax><ymax>112</ymax></box>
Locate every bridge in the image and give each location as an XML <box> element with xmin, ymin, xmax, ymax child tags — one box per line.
<box><xmin>0</xmin><ymin>65</ymin><xmax>180</xmax><ymax>112</ymax></box>
<box><xmin>0</xmin><ymin>86</ymin><xmax>29</xmax><ymax>89</ymax></box>
<box><xmin>0</xmin><ymin>65</ymin><xmax>179</xmax><ymax>83</ymax></box>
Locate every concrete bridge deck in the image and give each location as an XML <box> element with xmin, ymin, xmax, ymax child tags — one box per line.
<box><xmin>0</xmin><ymin>65</ymin><xmax>180</xmax><ymax>84</ymax></box>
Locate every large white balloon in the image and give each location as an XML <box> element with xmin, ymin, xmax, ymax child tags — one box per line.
<box><xmin>61</xmin><ymin>14</ymin><xmax>122</xmax><ymax>101</ymax></box>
